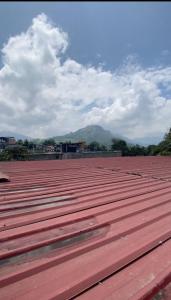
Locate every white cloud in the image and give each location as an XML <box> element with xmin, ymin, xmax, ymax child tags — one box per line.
<box><xmin>0</xmin><ymin>13</ymin><xmax>171</xmax><ymax>140</ymax></box>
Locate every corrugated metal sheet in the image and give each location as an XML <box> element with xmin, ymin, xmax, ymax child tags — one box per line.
<box><xmin>0</xmin><ymin>171</ymin><xmax>9</xmax><ymax>182</ymax></box>
<box><xmin>0</xmin><ymin>156</ymin><xmax>171</xmax><ymax>300</ymax></box>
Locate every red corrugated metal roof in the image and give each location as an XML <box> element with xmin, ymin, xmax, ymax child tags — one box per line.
<box><xmin>0</xmin><ymin>171</ymin><xmax>9</xmax><ymax>182</ymax></box>
<box><xmin>0</xmin><ymin>156</ymin><xmax>171</xmax><ymax>300</ymax></box>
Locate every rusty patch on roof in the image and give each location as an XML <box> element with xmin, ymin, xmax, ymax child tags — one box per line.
<box><xmin>0</xmin><ymin>224</ymin><xmax>108</xmax><ymax>269</ymax></box>
<box><xmin>0</xmin><ymin>196</ymin><xmax>76</xmax><ymax>219</ymax></box>
<box><xmin>0</xmin><ymin>195</ymin><xmax>75</xmax><ymax>212</ymax></box>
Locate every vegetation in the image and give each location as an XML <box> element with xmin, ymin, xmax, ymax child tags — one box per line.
<box><xmin>111</xmin><ymin>138</ymin><xmax>147</xmax><ymax>156</ymax></box>
<box><xmin>0</xmin><ymin>146</ymin><xmax>28</xmax><ymax>161</ymax></box>
<box><xmin>42</xmin><ymin>138</ymin><xmax>56</xmax><ymax>146</ymax></box>
<box><xmin>0</xmin><ymin>150</ymin><xmax>12</xmax><ymax>161</ymax></box>
<box><xmin>111</xmin><ymin>127</ymin><xmax>171</xmax><ymax>156</ymax></box>
<box><xmin>1</xmin><ymin>127</ymin><xmax>171</xmax><ymax>161</ymax></box>
<box><xmin>111</xmin><ymin>139</ymin><xmax>129</xmax><ymax>155</ymax></box>
<box><xmin>88</xmin><ymin>141</ymin><xmax>107</xmax><ymax>151</ymax></box>
<box><xmin>17</xmin><ymin>139</ymin><xmax>36</xmax><ymax>150</ymax></box>
<box><xmin>156</xmin><ymin>128</ymin><xmax>171</xmax><ymax>155</ymax></box>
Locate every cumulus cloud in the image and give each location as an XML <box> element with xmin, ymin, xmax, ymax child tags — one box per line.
<box><xmin>0</xmin><ymin>13</ymin><xmax>171</xmax><ymax>140</ymax></box>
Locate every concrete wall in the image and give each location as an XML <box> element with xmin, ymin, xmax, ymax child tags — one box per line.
<box><xmin>25</xmin><ymin>153</ymin><xmax>62</xmax><ymax>161</ymax></box>
<box><xmin>62</xmin><ymin>151</ymin><xmax>121</xmax><ymax>159</ymax></box>
<box><xmin>23</xmin><ymin>151</ymin><xmax>121</xmax><ymax>161</ymax></box>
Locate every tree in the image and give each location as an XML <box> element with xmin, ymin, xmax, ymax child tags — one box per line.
<box><xmin>88</xmin><ymin>141</ymin><xmax>101</xmax><ymax>151</ymax></box>
<box><xmin>128</xmin><ymin>144</ymin><xmax>147</xmax><ymax>156</ymax></box>
<box><xmin>155</xmin><ymin>128</ymin><xmax>171</xmax><ymax>155</ymax></box>
<box><xmin>100</xmin><ymin>144</ymin><xmax>107</xmax><ymax>151</ymax></box>
<box><xmin>0</xmin><ymin>150</ymin><xmax>12</xmax><ymax>161</ymax></box>
<box><xmin>43</xmin><ymin>138</ymin><xmax>56</xmax><ymax>146</ymax></box>
<box><xmin>146</xmin><ymin>145</ymin><xmax>159</xmax><ymax>156</ymax></box>
<box><xmin>27</xmin><ymin>141</ymin><xmax>36</xmax><ymax>150</ymax></box>
<box><xmin>111</xmin><ymin>139</ymin><xmax>129</xmax><ymax>156</ymax></box>
<box><xmin>23</xmin><ymin>139</ymin><xmax>29</xmax><ymax>147</ymax></box>
<box><xmin>17</xmin><ymin>139</ymin><xmax>24</xmax><ymax>145</ymax></box>
<box><xmin>164</xmin><ymin>127</ymin><xmax>171</xmax><ymax>141</ymax></box>
<box><xmin>0</xmin><ymin>146</ymin><xmax>28</xmax><ymax>161</ymax></box>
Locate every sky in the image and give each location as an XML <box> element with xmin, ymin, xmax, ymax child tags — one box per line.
<box><xmin>0</xmin><ymin>2</ymin><xmax>171</xmax><ymax>143</ymax></box>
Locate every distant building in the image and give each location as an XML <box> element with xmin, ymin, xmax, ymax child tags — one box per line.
<box><xmin>28</xmin><ymin>144</ymin><xmax>55</xmax><ymax>153</ymax></box>
<box><xmin>56</xmin><ymin>142</ymin><xmax>86</xmax><ymax>153</ymax></box>
<box><xmin>44</xmin><ymin>145</ymin><xmax>55</xmax><ymax>152</ymax></box>
<box><xmin>0</xmin><ymin>137</ymin><xmax>16</xmax><ymax>152</ymax></box>
<box><xmin>0</xmin><ymin>137</ymin><xmax>16</xmax><ymax>145</ymax></box>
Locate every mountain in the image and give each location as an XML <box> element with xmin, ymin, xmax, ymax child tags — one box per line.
<box><xmin>53</xmin><ymin>125</ymin><xmax>115</xmax><ymax>146</ymax></box>
<box><xmin>53</xmin><ymin>125</ymin><xmax>163</xmax><ymax>146</ymax></box>
<box><xmin>0</xmin><ymin>127</ymin><xmax>162</xmax><ymax>146</ymax></box>
<box><xmin>0</xmin><ymin>131</ymin><xmax>32</xmax><ymax>141</ymax></box>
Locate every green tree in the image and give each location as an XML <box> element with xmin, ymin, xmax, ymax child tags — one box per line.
<box><xmin>100</xmin><ymin>144</ymin><xmax>107</xmax><ymax>151</ymax></box>
<box><xmin>88</xmin><ymin>141</ymin><xmax>101</xmax><ymax>151</ymax></box>
<box><xmin>23</xmin><ymin>139</ymin><xmax>29</xmax><ymax>147</ymax></box>
<box><xmin>4</xmin><ymin>146</ymin><xmax>28</xmax><ymax>160</ymax></box>
<box><xmin>146</xmin><ymin>145</ymin><xmax>159</xmax><ymax>156</ymax></box>
<box><xmin>17</xmin><ymin>139</ymin><xmax>24</xmax><ymax>145</ymax></box>
<box><xmin>128</xmin><ymin>144</ymin><xmax>147</xmax><ymax>156</ymax></box>
<box><xmin>155</xmin><ymin>128</ymin><xmax>171</xmax><ymax>155</ymax></box>
<box><xmin>111</xmin><ymin>139</ymin><xmax>129</xmax><ymax>156</ymax></box>
<box><xmin>0</xmin><ymin>150</ymin><xmax>12</xmax><ymax>161</ymax></box>
<box><xmin>43</xmin><ymin>138</ymin><xmax>56</xmax><ymax>146</ymax></box>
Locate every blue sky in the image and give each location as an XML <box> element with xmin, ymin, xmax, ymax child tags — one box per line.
<box><xmin>1</xmin><ymin>2</ymin><xmax>171</xmax><ymax>69</ymax></box>
<box><xmin>0</xmin><ymin>2</ymin><xmax>171</xmax><ymax>143</ymax></box>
